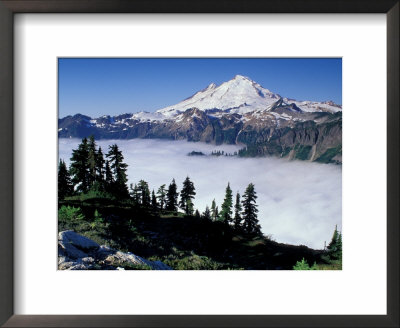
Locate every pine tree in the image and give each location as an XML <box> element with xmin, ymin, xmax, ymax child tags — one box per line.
<box><xmin>87</xmin><ymin>135</ymin><xmax>97</xmax><ymax>188</ymax></box>
<box><xmin>234</xmin><ymin>192</ymin><xmax>242</xmax><ymax>230</ymax></box>
<box><xmin>241</xmin><ymin>183</ymin><xmax>261</xmax><ymax>235</ymax></box>
<box><xmin>106</xmin><ymin>144</ymin><xmax>129</xmax><ymax>198</ymax></box>
<box><xmin>211</xmin><ymin>199</ymin><xmax>217</xmax><ymax>221</ymax></box>
<box><xmin>202</xmin><ymin>206</ymin><xmax>211</xmax><ymax>220</ymax></box>
<box><xmin>95</xmin><ymin>146</ymin><xmax>105</xmax><ymax>189</ymax></box>
<box><xmin>105</xmin><ymin>160</ymin><xmax>113</xmax><ymax>192</ymax></box>
<box><xmin>70</xmin><ymin>137</ymin><xmax>90</xmax><ymax>193</ymax></box>
<box><xmin>130</xmin><ymin>183</ymin><xmax>141</xmax><ymax>204</ymax></box>
<box><xmin>179</xmin><ymin>176</ymin><xmax>196</xmax><ymax>215</ymax></box>
<box><xmin>151</xmin><ymin>189</ymin><xmax>158</xmax><ymax>209</ymax></box>
<box><xmin>337</xmin><ymin>231</ymin><xmax>342</xmax><ymax>256</ymax></box>
<box><xmin>195</xmin><ymin>209</ymin><xmax>201</xmax><ymax>219</ymax></box>
<box><xmin>220</xmin><ymin>183</ymin><xmax>233</xmax><ymax>224</ymax></box>
<box><xmin>186</xmin><ymin>198</ymin><xmax>194</xmax><ymax>216</ymax></box>
<box><xmin>58</xmin><ymin>159</ymin><xmax>73</xmax><ymax>199</ymax></box>
<box><xmin>157</xmin><ymin>184</ymin><xmax>167</xmax><ymax>211</ymax></box>
<box><xmin>326</xmin><ymin>225</ymin><xmax>342</xmax><ymax>261</ymax></box>
<box><xmin>137</xmin><ymin>180</ymin><xmax>151</xmax><ymax>206</ymax></box>
<box><xmin>166</xmin><ymin>179</ymin><xmax>179</xmax><ymax>212</ymax></box>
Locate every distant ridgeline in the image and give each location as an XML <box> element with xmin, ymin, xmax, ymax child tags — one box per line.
<box><xmin>59</xmin><ymin>109</ymin><xmax>342</xmax><ymax>164</ymax></box>
<box><xmin>59</xmin><ymin>75</ymin><xmax>342</xmax><ymax>164</ymax></box>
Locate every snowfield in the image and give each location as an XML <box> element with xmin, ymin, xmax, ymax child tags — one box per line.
<box><xmin>157</xmin><ymin>75</ymin><xmax>341</xmax><ymax>118</ymax></box>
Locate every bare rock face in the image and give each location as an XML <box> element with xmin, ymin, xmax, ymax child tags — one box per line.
<box><xmin>58</xmin><ymin>230</ymin><xmax>99</xmax><ymax>260</ymax></box>
<box><xmin>59</xmin><ymin>108</ymin><xmax>342</xmax><ymax>164</ymax></box>
<box><xmin>59</xmin><ymin>230</ymin><xmax>100</xmax><ymax>250</ymax></box>
<box><xmin>58</xmin><ymin>230</ymin><xmax>172</xmax><ymax>270</ymax></box>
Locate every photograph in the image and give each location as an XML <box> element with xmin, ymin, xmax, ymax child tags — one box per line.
<box><xmin>57</xmin><ymin>58</ymin><xmax>342</xmax><ymax>271</ymax></box>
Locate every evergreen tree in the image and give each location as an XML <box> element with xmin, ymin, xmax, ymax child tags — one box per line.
<box><xmin>137</xmin><ymin>180</ymin><xmax>151</xmax><ymax>206</ymax></box>
<box><xmin>166</xmin><ymin>179</ymin><xmax>179</xmax><ymax>212</ymax></box>
<box><xmin>130</xmin><ymin>183</ymin><xmax>141</xmax><ymax>204</ymax></box>
<box><xmin>234</xmin><ymin>192</ymin><xmax>242</xmax><ymax>230</ymax></box>
<box><xmin>106</xmin><ymin>144</ymin><xmax>129</xmax><ymax>198</ymax></box>
<box><xmin>70</xmin><ymin>137</ymin><xmax>90</xmax><ymax>193</ymax></box>
<box><xmin>337</xmin><ymin>231</ymin><xmax>342</xmax><ymax>256</ymax></box>
<box><xmin>195</xmin><ymin>209</ymin><xmax>201</xmax><ymax>219</ymax></box>
<box><xmin>179</xmin><ymin>176</ymin><xmax>196</xmax><ymax>215</ymax></box>
<box><xmin>105</xmin><ymin>160</ymin><xmax>113</xmax><ymax>191</ymax></box>
<box><xmin>211</xmin><ymin>199</ymin><xmax>217</xmax><ymax>221</ymax></box>
<box><xmin>58</xmin><ymin>159</ymin><xmax>73</xmax><ymax>199</ymax></box>
<box><xmin>293</xmin><ymin>258</ymin><xmax>318</xmax><ymax>270</ymax></box>
<box><xmin>151</xmin><ymin>189</ymin><xmax>158</xmax><ymax>209</ymax></box>
<box><xmin>87</xmin><ymin>135</ymin><xmax>97</xmax><ymax>188</ymax></box>
<box><xmin>95</xmin><ymin>146</ymin><xmax>105</xmax><ymax>188</ymax></box>
<box><xmin>241</xmin><ymin>183</ymin><xmax>261</xmax><ymax>235</ymax></box>
<box><xmin>220</xmin><ymin>183</ymin><xmax>233</xmax><ymax>224</ymax></box>
<box><xmin>186</xmin><ymin>198</ymin><xmax>194</xmax><ymax>216</ymax></box>
<box><xmin>202</xmin><ymin>206</ymin><xmax>211</xmax><ymax>220</ymax></box>
<box><xmin>326</xmin><ymin>225</ymin><xmax>342</xmax><ymax>261</ymax></box>
<box><xmin>157</xmin><ymin>184</ymin><xmax>167</xmax><ymax>211</ymax></box>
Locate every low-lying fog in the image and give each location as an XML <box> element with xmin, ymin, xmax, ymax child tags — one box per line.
<box><xmin>59</xmin><ymin>138</ymin><xmax>342</xmax><ymax>249</ymax></box>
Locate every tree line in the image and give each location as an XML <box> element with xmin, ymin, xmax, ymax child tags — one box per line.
<box><xmin>58</xmin><ymin>135</ymin><xmax>130</xmax><ymax>199</ymax></box>
<box><xmin>210</xmin><ymin>150</ymin><xmax>238</xmax><ymax>157</ymax></box>
<box><xmin>59</xmin><ymin>136</ymin><xmax>262</xmax><ymax>235</ymax></box>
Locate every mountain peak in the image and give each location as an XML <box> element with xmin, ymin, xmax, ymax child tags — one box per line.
<box><xmin>157</xmin><ymin>75</ymin><xmax>341</xmax><ymax>117</ymax></box>
<box><xmin>233</xmin><ymin>74</ymin><xmax>251</xmax><ymax>81</ymax></box>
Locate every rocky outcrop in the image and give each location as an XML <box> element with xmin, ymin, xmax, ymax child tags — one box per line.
<box><xmin>58</xmin><ymin>230</ymin><xmax>172</xmax><ymax>270</ymax></box>
<box><xmin>237</xmin><ymin>112</ymin><xmax>342</xmax><ymax>163</ymax></box>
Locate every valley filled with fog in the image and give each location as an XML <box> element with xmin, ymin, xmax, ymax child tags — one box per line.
<box><xmin>59</xmin><ymin>138</ymin><xmax>342</xmax><ymax>249</ymax></box>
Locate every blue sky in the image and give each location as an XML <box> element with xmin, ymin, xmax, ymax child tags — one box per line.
<box><xmin>58</xmin><ymin>58</ymin><xmax>342</xmax><ymax>118</ymax></box>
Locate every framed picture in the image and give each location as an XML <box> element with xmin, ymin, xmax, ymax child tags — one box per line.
<box><xmin>0</xmin><ymin>0</ymin><xmax>398</xmax><ymax>327</ymax></box>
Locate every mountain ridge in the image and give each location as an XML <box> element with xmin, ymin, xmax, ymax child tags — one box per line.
<box><xmin>157</xmin><ymin>75</ymin><xmax>341</xmax><ymax>118</ymax></box>
<box><xmin>59</xmin><ymin>75</ymin><xmax>342</xmax><ymax>164</ymax></box>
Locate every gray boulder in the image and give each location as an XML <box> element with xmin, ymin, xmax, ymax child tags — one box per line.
<box><xmin>103</xmin><ymin>251</ymin><xmax>172</xmax><ymax>270</ymax></box>
<box><xmin>58</xmin><ymin>230</ymin><xmax>172</xmax><ymax>270</ymax></box>
<box><xmin>58</xmin><ymin>230</ymin><xmax>100</xmax><ymax>260</ymax></box>
<box><xmin>59</xmin><ymin>230</ymin><xmax>99</xmax><ymax>251</ymax></box>
<box><xmin>58</xmin><ymin>241</ymin><xmax>88</xmax><ymax>260</ymax></box>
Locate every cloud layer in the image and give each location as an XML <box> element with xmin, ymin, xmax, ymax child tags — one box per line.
<box><xmin>59</xmin><ymin>138</ymin><xmax>342</xmax><ymax>249</ymax></box>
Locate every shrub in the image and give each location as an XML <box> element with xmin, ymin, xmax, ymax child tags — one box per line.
<box><xmin>293</xmin><ymin>258</ymin><xmax>318</xmax><ymax>270</ymax></box>
<box><xmin>163</xmin><ymin>254</ymin><xmax>226</xmax><ymax>270</ymax></box>
<box><xmin>59</xmin><ymin>205</ymin><xmax>85</xmax><ymax>222</ymax></box>
<box><xmin>58</xmin><ymin>205</ymin><xmax>85</xmax><ymax>231</ymax></box>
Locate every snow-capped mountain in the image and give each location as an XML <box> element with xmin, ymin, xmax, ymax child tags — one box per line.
<box><xmin>59</xmin><ymin>75</ymin><xmax>342</xmax><ymax>163</ymax></box>
<box><xmin>157</xmin><ymin>75</ymin><xmax>341</xmax><ymax>118</ymax></box>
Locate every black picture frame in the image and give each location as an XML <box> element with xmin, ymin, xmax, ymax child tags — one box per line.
<box><xmin>0</xmin><ymin>1</ymin><xmax>398</xmax><ymax>327</ymax></box>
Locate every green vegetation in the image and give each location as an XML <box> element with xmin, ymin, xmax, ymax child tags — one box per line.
<box><xmin>238</xmin><ymin>144</ymin><xmax>260</xmax><ymax>157</ymax></box>
<box><xmin>187</xmin><ymin>151</ymin><xmax>205</xmax><ymax>156</ymax></box>
<box><xmin>293</xmin><ymin>258</ymin><xmax>318</xmax><ymax>270</ymax></box>
<box><xmin>211</xmin><ymin>150</ymin><xmax>237</xmax><ymax>157</ymax></box>
<box><xmin>294</xmin><ymin>145</ymin><xmax>312</xmax><ymax>160</ymax></box>
<box><xmin>58</xmin><ymin>136</ymin><xmax>342</xmax><ymax>270</ymax></box>
<box><xmin>219</xmin><ymin>183</ymin><xmax>233</xmax><ymax>224</ymax></box>
<box><xmin>315</xmin><ymin>146</ymin><xmax>342</xmax><ymax>164</ymax></box>
<box><xmin>293</xmin><ymin>226</ymin><xmax>342</xmax><ymax>270</ymax></box>
<box><xmin>179</xmin><ymin>176</ymin><xmax>196</xmax><ymax>215</ymax></box>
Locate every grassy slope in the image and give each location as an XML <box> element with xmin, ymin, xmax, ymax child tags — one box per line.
<box><xmin>59</xmin><ymin>197</ymin><xmax>339</xmax><ymax>270</ymax></box>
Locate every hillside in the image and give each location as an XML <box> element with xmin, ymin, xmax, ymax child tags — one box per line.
<box><xmin>59</xmin><ymin>197</ymin><xmax>341</xmax><ymax>270</ymax></box>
